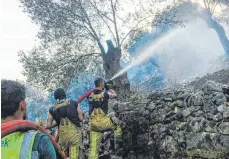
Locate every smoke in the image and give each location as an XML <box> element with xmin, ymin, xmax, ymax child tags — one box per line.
<box><xmin>23</xmin><ymin>82</ymin><xmax>51</xmax><ymax>122</ymax></box>
<box><xmin>115</xmin><ymin>18</ymin><xmax>228</xmax><ymax>89</ymax></box>
<box><xmin>110</xmin><ymin>30</ymin><xmax>179</xmax><ymax>81</ymax></box>
<box><xmin>155</xmin><ymin>18</ymin><xmax>227</xmax><ymax>84</ymax></box>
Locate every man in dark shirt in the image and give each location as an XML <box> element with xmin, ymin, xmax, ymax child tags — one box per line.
<box><xmin>1</xmin><ymin>80</ymin><xmax>57</xmax><ymax>159</ymax></box>
<box><xmin>88</xmin><ymin>78</ymin><xmax>122</xmax><ymax>159</ymax></box>
<box><xmin>46</xmin><ymin>88</ymin><xmax>84</xmax><ymax>159</ymax></box>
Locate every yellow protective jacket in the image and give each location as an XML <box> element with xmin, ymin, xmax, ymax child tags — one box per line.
<box><xmin>1</xmin><ymin>130</ymin><xmax>38</xmax><ymax>159</ymax></box>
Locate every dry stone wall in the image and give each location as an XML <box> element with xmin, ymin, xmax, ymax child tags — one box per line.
<box><xmin>112</xmin><ymin>81</ymin><xmax>229</xmax><ymax>159</ymax></box>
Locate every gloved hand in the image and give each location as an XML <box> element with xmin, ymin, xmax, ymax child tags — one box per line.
<box><xmin>105</xmin><ymin>81</ymin><xmax>113</xmax><ymax>91</ymax></box>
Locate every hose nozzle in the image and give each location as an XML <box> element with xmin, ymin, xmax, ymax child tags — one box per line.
<box><xmin>105</xmin><ymin>80</ymin><xmax>114</xmax><ymax>90</ymax></box>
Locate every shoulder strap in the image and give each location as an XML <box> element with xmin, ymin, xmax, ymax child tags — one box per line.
<box><xmin>55</xmin><ymin>99</ymin><xmax>70</xmax><ymax>109</ymax></box>
<box><xmin>19</xmin><ymin>130</ymin><xmax>38</xmax><ymax>159</ymax></box>
<box><xmin>90</xmin><ymin>92</ymin><xmax>104</xmax><ymax>100</ymax></box>
<box><xmin>89</xmin><ymin>91</ymin><xmax>105</xmax><ymax>109</ymax></box>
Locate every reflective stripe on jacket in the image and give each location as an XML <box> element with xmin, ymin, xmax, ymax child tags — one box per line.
<box><xmin>1</xmin><ymin>130</ymin><xmax>38</xmax><ymax>159</ymax></box>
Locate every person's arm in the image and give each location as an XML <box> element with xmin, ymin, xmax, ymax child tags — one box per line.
<box><xmin>46</xmin><ymin>113</ymin><xmax>57</xmax><ymax>129</ymax></box>
<box><xmin>48</xmin><ymin>121</ymin><xmax>57</xmax><ymax>129</ymax></box>
<box><xmin>77</xmin><ymin>105</ymin><xmax>84</xmax><ymax>121</ymax></box>
<box><xmin>107</xmin><ymin>89</ymin><xmax>117</xmax><ymax>98</ymax></box>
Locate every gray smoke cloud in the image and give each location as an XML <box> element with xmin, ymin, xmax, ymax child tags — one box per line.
<box><xmin>154</xmin><ymin>18</ymin><xmax>228</xmax><ymax>84</ymax></box>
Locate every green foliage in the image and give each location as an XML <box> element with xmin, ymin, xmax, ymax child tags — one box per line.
<box><xmin>18</xmin><ymin>46</ymin><xmax>102</xmax><ymax>90</ymax></box>
<box><xmin>19</xmin><ymin>0</ymin><xmax>181</xmax><ymax>90</ymax></box>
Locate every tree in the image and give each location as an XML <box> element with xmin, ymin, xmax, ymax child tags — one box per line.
<box><xmin>201</xmin><ymin>0</ymin><xmax>229</xmax><ymax>56</ymax></box>
<box><xmin>124</xmin><ymin>0</ymin><xmax>229</xmax><ymax>90</ymax></box>
<box><xmin>19</xmin><ymin>0</ymin><xmax>180</xmax><ymax>94</ymax></box>
<box><xmin>18</xmin><ymin>43</ymin><xmax>103</xmax><ymax>90</ymax></box>
<box><xmin>153</xmin><ymin>0</ymin><xmax>229</xmax><ymax>56</ymax></box>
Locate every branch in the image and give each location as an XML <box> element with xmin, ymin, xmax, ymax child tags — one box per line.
<box><xmin>53</xmin><ymin>2</ymin><xmax>82</xmax><ymax>20</ymax></box>
<box><xmin>60</xmin><ymin>15</ymin><xmax>93</xmax><ymax>36</ymax></box>
<box><xmin>42</xmin><ymin>2</ymin><xmax>96</xmax><ymax>40</ymax></box>
<box><xmin>54</xmin><ymin>53</ymin><xmax>101</xmax><ymax>68</ymax></box>
<box><xmin>89</xmin><ymin>0</ymin><xmax>117</xmax><ymax>43</ymax></box>
<box><xmin>89</xmin><ymin>0</ymin><xmax>114</xmax><ymax>23</ymax></box>
<box><xmin>116</xmin><ymin>15</ymin><xmax>126</xmax><ymax>24</ymax></box>
<box><xmin>211</xmin><ymin>1</ymin><xmax>219</xmax><ymax>14</ymax></box>
<box><xmin>97</xmin><ymin>41</ymin><xmax>106</xmax><ymax>57</ymax></box>
<box><xmin>207</xmin><ymin>0</ymin><xmax>211</xmax><ymax>9</ymax></box>
<box><xmin>110</xmin><ymin>0</ymin><xmax>120</xmax><ymax>48</ymax></box>
<box><xmin>78</xmin><ymin>1</ymin><xmax>100</xmax><ymax>41</ymax></box>
<box><xmin>120</xmin><ymin>15</ymin><xmax>152</xmax><ymax>46</ymax></box>
<box><xmin>116</xmin><ymin>15</ymin><xmax>132</xmax><ymax>33</ymax></box>
<box><xmin>203</xmin><ymin>0</ymin><xmax>209</xmax><ymax>9</ymax></box>
<box><xmin>114</xmin><ymin>0</ymin><xmax>118</xmax><ymax>10</ymax></box>
<box><xmin>83</xmin><ymin>24</ymin><xmax>98</xmax><ymax>40</ymax></box>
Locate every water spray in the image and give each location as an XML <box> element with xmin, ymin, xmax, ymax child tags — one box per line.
<box><xmin>110</xmin><ymin>29</ymin><xmax>179</xmax><ymax>81</ymax></box>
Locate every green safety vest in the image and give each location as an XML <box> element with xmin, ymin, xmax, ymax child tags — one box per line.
<box><xmin>1</xmin><ymin>130</ymin><xmax>38</xmax><ymax>159</ymax></box>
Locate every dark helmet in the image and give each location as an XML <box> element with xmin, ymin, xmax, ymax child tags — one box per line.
<box><xmin>54</xmin><ymin>88</ymin><xmax>66</xmax><ymax>100</ymax></box>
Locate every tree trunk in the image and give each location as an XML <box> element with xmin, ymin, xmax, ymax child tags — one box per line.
<box><xmin>203</xmin><ymin>9</ymin><xmax>229</xmax><ymax>56</ymax></box>
<box><xmin>98</xmin><ymin>40</ymin><xmax>130</xmax><ymax>96</ymax></box>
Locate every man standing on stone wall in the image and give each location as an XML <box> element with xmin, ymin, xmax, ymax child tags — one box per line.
<box><xmin>87</xmin><ymin>77</ymin><xmax>122</xmax><ymax>159</ymax></box>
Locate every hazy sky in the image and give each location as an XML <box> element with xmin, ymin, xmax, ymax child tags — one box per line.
<box><xmin>0</xmin><ymin>0</ymin><xmax>38</xmax><ymax>80</ymax></box>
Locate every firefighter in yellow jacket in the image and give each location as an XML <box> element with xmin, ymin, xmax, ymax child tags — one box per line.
<box><xmin>46</xmin><ymin>88</ymin><xmax>84</xmax><ymax>159</ymax></box>
<box><xmin>88</xmin><ymin>78</ymin><xmax>122</xmax><ymax>159</ymax></box>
